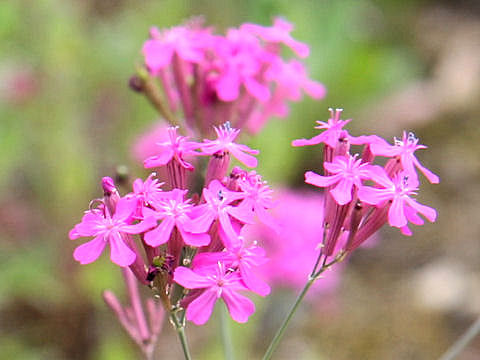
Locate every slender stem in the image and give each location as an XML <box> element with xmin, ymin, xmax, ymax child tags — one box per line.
<box><xmin>262</xmin><ymin>277</ymin><xmax>316</xmax><ymax>360</ymax></box>
<box><xmin>220</xmin><ymin>304</ymin><xmax>235</xmax><ymax>360</ymax></box>
<box><xmin>262</xmin><ymin>251</ymin><xmax>345</xmax><ymax>360</ymax></box>
<box><xmin>170</xmin><ymin>312</ymin><xmax>193</xmax><ymax>360</ymax></box>
<box><xmin>438</xmin><ymin>316</ymin><xmax>480</xmax><ymax>360</ymax></box>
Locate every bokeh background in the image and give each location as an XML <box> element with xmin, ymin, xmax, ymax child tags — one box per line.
<box><xmin>1</xmin><ymin>0</ymin><xmax>480</xmax><ymax>359</ymax></box>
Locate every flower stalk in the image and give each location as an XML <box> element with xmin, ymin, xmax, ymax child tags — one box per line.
<box><xmin>170</xmin><ymin>310</ymin><xmax>193</xmax><ymax>360</ymax></box>
<box><xmin>262</xmin><ymin>250</ymin><xmax>345</xmax><ymax>360</ymax></box>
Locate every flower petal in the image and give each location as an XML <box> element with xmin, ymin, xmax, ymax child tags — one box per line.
<box><xmin>174</xmin><ymin>266</ymin><xmax>214</xmax><ymax>289</ymax></box>
<box><xmin>73</xmin><ymin>235</ymin><xmax>106</xmax><ymax>265</ymax></box>
<box><xmin>144</xmin><ymin>217</ymin><xmax>175</xmax><ymax>247</ymax></box>
<box><xmin>330</xmin><ymin>178</ymin><xmax>354</xmax><ymax>205</ymax></box>
<box><xmin>185</xmin><ymin>289</ymin><xmax>218</xmax><ymax>325</ymax></box>
<box><xmin>388</xmin><ymin>198</ymin><xmax>407</xmax><ymax>228</ymax></box>
<box><xmin>305</xmin><ymin>171</ymin><xmax>339</xmax><ymax>188</ymax></box>
<box><xmin>109</xmin><ymin>232</ymin><xmax>136</xmax><ymax>267</ymax></box>
<box><xmin>222</xmin><ymin>289</ymin><xmax>255</xmax><ymax>323</ymax></box>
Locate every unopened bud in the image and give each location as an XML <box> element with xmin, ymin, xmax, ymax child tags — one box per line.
<box><xmin>129</xmin><ymin>75</ymin><xmax>144</xmax><ymax>93</ymax></box>
<box><xmin>102</xmin><ymin>177</ymin><xmax>120</xmax><ymax>215</ymax></box>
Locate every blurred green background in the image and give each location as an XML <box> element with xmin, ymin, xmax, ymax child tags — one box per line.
<box><xmin>1</xmin><ymin>0</ymin><xmax>480</xmax><ymax>359</ymax></box>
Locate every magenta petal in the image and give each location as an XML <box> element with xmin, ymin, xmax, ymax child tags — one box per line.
<box><xmin>113</xmin><ymin>197</ymin><xmax>137</xmax><ymax>221</ymax></box>
<box><xmin>228</xmin><ymin>146</ymin><xmax>258</xmax><ymax>168</ymax></box>
<box><xmin>186</xmin><ymin>289</ymin><xmax>218</xmax><ymax>325</ymax></box>
<box><xmin>330</xmin><ymin>178</ymin><xmax>353</xmax><ymax>205</ymax></box>
<box><xmin>358</xmin><ymin>186</ymin><xmax>388</xmax><ymax>205</ymax></box>
<box><xmin>291</xmin><ymin>132</ymin><xmax>327</xmax><ymax>147</ymax></box>
<box><xmin>287</xmin><ymin>39</ymin><xmax>310</xmax><ymax>58</ymax></box>
<box><xmin>404</xmin><ymin>205</ymin><xmax>425</xmax><ymax>225</ymax></box>
<box><xmin>143</xmin><ymin>41</ymin><xmax>174</xmax><ymax>74</ymax></box>
<box><xmin>367</xmin><ymin>165</ymin><xmax>393</xmax><ymax>188</ymax></box>
<box><xmin>388</xmin><ymin>198</ymin><xmax>407</xmax><ymax>228</ymax></box>
<box><xmin>219</xmin><ymin>210</ymin><xmax>240</xmax><ymax>243</ymax></box>
<box><xmin>192</xmin><ymin>252</ymin><xmax>231</xmax><ymax>268</ymax></box>
<box><xmin>244</xmin><ymin>77</ymin><xmax>270</xmax><ymax>102</ymax></box>
<box><xmin>216</xmin><ymin>71</ymin><xmax>240</xmax><ymax>102</ymax></box>
<box><xmin>305</xmin><ymin>171</ymin><xmax>338</xmax><ymax>188</ymax></box>
<box><xmin>69</xmin><ymin>228</ymin><xmax>81</xmax><ymax>240</ymax></box>
<box><xmin>174</xmin><ymin>266</ymin><xmax>214</xmax><ymax>289</ymax></box>
<box><xmin>405</xmin><ymin>198</ymin><xmax>437</xmax><ymax>223</ymax></box>
<box><xmin>303</xmin><ymin>79</ymin><xmax>326</xmax><ymax>99</ymax></box>
<box><xmin>144</xmin><ymin>217</ymin><xmax>175</xmax><ymax>247</ymax></box>
<box><xmin>254</xmin><ymin>204</ymin><xmax>280</xmax><ymax>232</ymax></box>
<box><xmin>109</xmin><ymin>233</ymin><xmax>136</xmax><ymax>267</ymax></box>
<box><xmin>179</xmin><ymin>228</ymin><xmax>211</xmax><ymax>247</ymax></box>
<box><xmin>227</xmin><ymin>205</ymin><xmax>255</xmax><ymax>225</ymax></box>
<box><xmin>400</xmin><ymin>225</ymin><xmax>413</xmax><ymax>236</ymax></box>
<box><xmin>143</xmin><ymin>147</ymin><xmax>174</xmax><ymax>168</ymax></box>
<box><xmin>185</xmin><ymin>207</ymin><xmax>216</xmax><ymax>233</ymax></box>
<box><xmin>73</xmin><ymin>235</ymin><xmax>106</xmax><ymax>265</ymax></box>
<box><xmin>122</xmin><ymin>216</ymin><xmax>157</xmax><ymax>234</ymax></box>
<box><xmin>73</xmin><ymin>212</ymin><xmax>103</xmax><ymax>237</ymax></box>
<box><xmin>412</xmin><ymin>157</ymin><xmax>440</xmax><ymax>184</ymax></box>
<box><xmin>240</xmin><ymin>264</ymin><xmax>270</xmax><ymax>296</ymax></box>
<box><xmin>222</xmin><ymin>289</ymin><xmax>255</xmax><ymax>323</ymax></box>
<box><xmin>370</xmin><ymin>141</ymin><xmax>400</xmax><ymax>157</ymax></box>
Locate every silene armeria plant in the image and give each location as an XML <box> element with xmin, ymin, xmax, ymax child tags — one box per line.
<box><xmin>69</xmin><ymin>17</ymin><xmax>440</xmax><ymax>360</ymax></box>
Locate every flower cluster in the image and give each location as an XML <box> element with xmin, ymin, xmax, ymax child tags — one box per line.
<box><xmin>70</xmin><ymin>123</ymin><xmax>276</xmax><ymax>325</ymax></box>
<box><xmin>138</xmin><ymin>17</ymin><xmax>325</xmax><ymax>136</ymax></box>
<box><xmin>293</xmin><ymin>108</ymin><xmax>439</xmax><ymax>256</ymax></box>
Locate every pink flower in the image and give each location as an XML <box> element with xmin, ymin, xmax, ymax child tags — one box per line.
<box><xmin>142</xmin><ymin>25</ymin><xmax>207</xmax><ymax>75</ymax></box>
<box><xmin>70</xmin><ymin>198</ymin><xmax>156</xmax><ymax>266</ymax></box>
<box><xmin>370</xmin><ymin>131</ymin><xmax>440</xmax><ymax>184</ymax></box>
<box><xmin>305</xmin><ymin>155</ymin><xmax>378</xmax><ymax>205</ymax></box>
<box><xmin>143</xmin><ymin>189</ymin><xmax>210</xmax><ymax>247</ymax></box>
<box><xmin>241</xmin><ymin>17</ymin><xmax>310</xmax><ymax>58</ymax></box>
<box><xmin>131</xmin><ymin>173</ymin><xmax>164</xmax><ymax>208</ymax></box>
<box><xmin>292</xmin><ymin>108</ymin><xmax>351</xmax><ymax>148</ymax></box>
<box><xmin>358</xmin><ymin>170</ymin><xmax>437</xmax><ymax>230</ymax></box>
<box><xmin>200</xmin><ymin>123</ymin><xmax>259</xmax><ymax>168</ymax></box>
<box><xmin>174</xmin><ymin>263</ymin><xmax>255</xmax><ymax>325</ymax></box>
<box><xmin>266</xmin><ymin>59</ymin><xmax>326</xmax><ymax>101</ymax></box>
<box><xmin>214</xmin><ymin>29</ymin><xmax>270</xmax><ymax>102</ymax></box>
<box><xmin>188</xmin><ymin>180</ymin><xmax>254</xmax><ymax>248</ymax></box>
<box><xmin>235</xmin><ymin>170</ymin><xmax>279</xmax><ymax>231</ymax></box>
<box><xmin>193</xmin><ymin>242</ymin><xmax>270</xmax><ymax>296</ymax></box>
<box><xmin>144</xmin><ymin>126</ymin><xmax>200</xmax><ymax>170</ymax></box>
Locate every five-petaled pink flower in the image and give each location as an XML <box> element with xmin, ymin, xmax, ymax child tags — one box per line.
<box><xmin>143</xmin><ymin>189</ymin><xmax>210</xmax><ymax>247</ymax></box>
<box><xmin>370</xmin><ymin>131</ymin><xmax>440</xmax><ymax>184</ymax></box>
<box><xmin>144</xmin><ymin>126</ymin><xmax>200</xmax><ymax>170</ymax></box>
<box><xmin>305</xmin><ymin>155</ymin><xmax>378</xmax><ymax>205</ymax></box>
<box><xmin>292</xmin><ymin>108</ymin><xmax>351</xmax><ymax>148</ymax></box>
<box><xmin>174</xmin><ymin>263</ymin><xmax>255</xmax><ymax>325</ymax></box>
<box><xmin>188</xmin><ymin>180</ymin><xmax>254</xmax><ymax>248</ymax></box>
<box><xmin>241</xmin><ymin>17</ymin><xmax>310</xmax><ymax>58</ymax></box>
<box><xmin>70</xmin><ymin>198</ymin><xmax>156</xmax><ymax>266</ymax></box>
<box><xmin>358</xmin><ymin>170</ymin><xmax>437</xmax><ymax>232</ymax></box>
<box><xmin>142</xmin><ymin>25</ymin><xmax>206</xmax><ymax>75</ymax></box>
<box><xmin>193</xmin><ymin>243</ymin><xmax>270</xmax><ymax>296</ymax></box>
<box><xmin>130</xmin><ymin>173</ymin><xmax>164</xmax><ymax>209</ymax></box>
<box><xmin>200</xmin><ymin>122</ymin><xmax>259</xmax><ymax>168</ymax></box>
<box><xmin>235</xmin><ymin>170</ymin><xmax>279</xmax><ymax>231</ymax></box>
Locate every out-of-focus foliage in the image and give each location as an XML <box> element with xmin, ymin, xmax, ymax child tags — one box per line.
<box><xmin>1</xmin><ymin>0</ymin><xmax>479</xmax><ymax>359</ymax></box>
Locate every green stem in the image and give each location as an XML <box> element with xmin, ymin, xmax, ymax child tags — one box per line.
<box><xmin>438</xmin><ymin>316</ymin><xmax>480</xmax><ymax>360</ymax></box>
<box><xmin>262</xmin><ymin>277</ymin><xmax>316</xmax><ymax>360</ymax></box>
<box><xmin>170</xmin><ymin>312</ymin><xmax>193</xmax><ymax>360</ymax></box>
<box><xmin>220</xmin><ymin>303</ymin><xmax>235</xmax><ymax>360</ymax></box>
